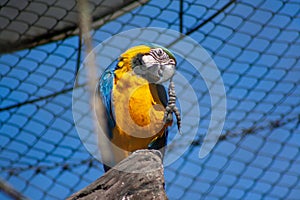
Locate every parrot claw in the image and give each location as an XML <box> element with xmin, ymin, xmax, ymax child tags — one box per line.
<box><xmin>164</xmin><ymin>79</ymin><xmax>182</xmax><ymax>134</ymax></box>
<box><xmin>163</xmin><ymin>109</ymin><xmax>173</xmax><ymax>125</ymax></box>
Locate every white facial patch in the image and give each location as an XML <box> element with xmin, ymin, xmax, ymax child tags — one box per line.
<box><xmin>133</xmin><ymin>49</ymin><xmax>176</xmax><ymax>83</ymax></box>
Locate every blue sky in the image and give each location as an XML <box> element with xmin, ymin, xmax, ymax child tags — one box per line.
<box><xmin>1</xmin><ymin>0</ymin><xmax>300</xmax><ymax>199</ymax></box>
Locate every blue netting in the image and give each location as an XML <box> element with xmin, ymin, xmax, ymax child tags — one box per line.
<box><xmin>1</xmin><ymin>0</ymin><xmax>299</xmax><ymax>199</ymax></box>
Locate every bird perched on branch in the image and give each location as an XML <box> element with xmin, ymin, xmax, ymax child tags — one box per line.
<box><xmin>98</xmin><ymin>44</ymin><xmax>181</xmax><ymax>172</ymax></box>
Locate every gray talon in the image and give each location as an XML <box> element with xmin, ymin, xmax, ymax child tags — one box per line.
<box><xmin>163</xmin><ymin>111</ymin><xmax>173</xmax><ymax>124</ymax></box>
<box><xmin>164</xmin><ymin>79</ymin><xmax>182</xmax><ymax>134</ymax></box>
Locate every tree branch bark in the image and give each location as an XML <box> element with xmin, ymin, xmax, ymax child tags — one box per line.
<box><xmin>67</xmin><ymin>150</ymin><xmax>167</xmax><ymax>200</ymax></box>
<box><xmin>0</xmin><ymin>178</ymin><xmax>28</xmax><ymax>200</ymax></box>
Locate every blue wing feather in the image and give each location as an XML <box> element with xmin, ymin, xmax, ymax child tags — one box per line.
<box><xmin>98</xmin><ymin>61</ymin><xmax>117</xmax><ymax>138</ymax></box>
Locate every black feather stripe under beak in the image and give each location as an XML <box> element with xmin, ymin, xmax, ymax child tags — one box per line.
<box><xmin>132</xmin><ymin>53</ymin><xmax>145</xmax><ymax>68</ymax></box>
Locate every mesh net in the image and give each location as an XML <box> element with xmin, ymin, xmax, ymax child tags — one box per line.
<box><xmin>1</xmin><ymin>0</ymin><xmax>300</xmax><ymax>199</ymax></box>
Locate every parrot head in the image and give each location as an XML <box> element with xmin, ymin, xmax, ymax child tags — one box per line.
<box><xmin>118</xmin><ymin>44</ymin><xmax>177</xmax><ymax>83</ymax></box>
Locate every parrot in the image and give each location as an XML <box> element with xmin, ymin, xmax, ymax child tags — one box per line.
<box><xmin>97</xmin><ymin>44</ymin><xmax>181</xmax><ymax>172</ymax></box>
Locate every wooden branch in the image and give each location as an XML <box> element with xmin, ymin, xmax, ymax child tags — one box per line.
<box><xmin>67</xmin><ymin>150</ymin><xmax>167</xmax><ymax>200</ymax></box>
<box><xmin>0</xmin><ymin>178</ymin><xmax>28</xmax><ymax>200</ymax></box>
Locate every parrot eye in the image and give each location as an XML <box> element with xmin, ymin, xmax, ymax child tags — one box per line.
<box><xmin>150</xmin><ymin>48</ymin><xmax>169</xmax><ymax>62</ymax></box>
<box><xmin>157</xmin><ymin>48</ymin><xmax>164</xmax><ymax>56</ymax></box>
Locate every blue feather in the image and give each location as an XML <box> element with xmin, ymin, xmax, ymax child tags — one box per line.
<box><xmin>98</xmin><ymin>60</ymin><xmax>117</xmax><ymax>138</ymax></box>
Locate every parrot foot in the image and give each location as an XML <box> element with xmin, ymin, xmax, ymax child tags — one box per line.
<box><xmin>163</xmin><ymin>79</ymin><xmax>182</xmax><ymax>134</ymax></box>
<box><xmin>163</xmin><ymin>109</ymin><xmax>173</xmax><ymax>125</ymax></box>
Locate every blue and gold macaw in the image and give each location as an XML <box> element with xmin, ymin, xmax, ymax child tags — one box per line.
<box><xmin>98</xmin><ymin>44</ymin><xmax>180</xmax><ymax>171</ymax></box>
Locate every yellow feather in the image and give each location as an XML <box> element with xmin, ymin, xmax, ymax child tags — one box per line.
<box><xmin>115</xmin><ymin>45</ymin><xmax>151</xmax><ymax>81</ymax></box>
<box><xmin>109</xmin><ymin>45</ymin><xmax>168</xmax><ymax>163</ymax></box>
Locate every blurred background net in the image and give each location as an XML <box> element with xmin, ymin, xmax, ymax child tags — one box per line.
<box><xmin>1</xmin><ymin>0</ymin><xmax>300</xmax><ymax>199</ymax></box>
